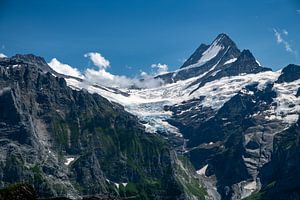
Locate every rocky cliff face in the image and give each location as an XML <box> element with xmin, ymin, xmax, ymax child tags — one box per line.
<box><xmin>246</xmin><ymin>116</ymin><xmax>300</xmax><ymax>200</ymax></box>
<box><xmin>164</xmin><ymin>63</ymin><xmax>300</xmax><ymax>199</ymax></box>
<box><xmin>0</xmin><ymin>55</ymin><xmax>205</xmax><ymax>199</ymax></box>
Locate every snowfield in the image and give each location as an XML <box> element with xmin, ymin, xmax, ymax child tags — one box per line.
<box><xmin>183</xmin><ymin>39</ymin><xmax>224</xmax><ymax>69</ymax></box>
<box><xmin>63</xmin><ymin>69</ymin><xmax>300</xmax><ymax>136</ymax></box>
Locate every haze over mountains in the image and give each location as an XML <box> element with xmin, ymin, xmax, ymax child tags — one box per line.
<box><xmin>0</xmin><ymin>34</ymin><xmax>300</xmax><ymax>200</ymax></box>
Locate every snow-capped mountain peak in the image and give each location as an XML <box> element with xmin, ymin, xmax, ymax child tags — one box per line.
<box><xmin>156</xmin><ymin>33</ymin><xmax>241</xmax><ymax>84</ymax></box>
<box><xmin>180</xmin><ymin>33</ymin><xmax>239</xmax><ymax>69</ymax></box>
<box><xmin>213</xmin><ymin>33</ymin><xmax>237</xmax><ymax>48</ymax></box>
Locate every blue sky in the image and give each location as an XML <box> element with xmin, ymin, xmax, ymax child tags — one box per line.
<box><xmin>0</xmin><ymin>0</ymin><xmax>300</xmax><ymax>76</ymax></box>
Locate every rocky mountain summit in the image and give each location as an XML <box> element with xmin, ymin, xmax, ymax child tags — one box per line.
<box><xmin>0</xmin><ymin>33</ymin><xmax>300</xmax><ymax>200</ymax></box>
<box><xmin>155</xmin><ymin>33</ymin><xmax>270</xmax><ymax>87</ymax></box>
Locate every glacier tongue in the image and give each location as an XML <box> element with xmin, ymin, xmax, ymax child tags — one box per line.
<box><xmin>64</xmin><ymin>76</ymin><xmax>200</xmax><ymax>147</ymax></box>
<box><xmin>126</xmin><ymin>101</ymin><xmax>182</xmax><ymax>137</ymax></box>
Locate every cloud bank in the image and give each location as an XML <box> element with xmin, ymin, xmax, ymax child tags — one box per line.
<box><xmin>48</xmin><ymin>58</ymin><xmax>83</xmax><ymax>78</ymax></box>
<box><xmin>84</xmin><ymin>67</ymin><xmax>137</xmax><ymax>88</ymax></box>
<box><xmin>48</xmin><ymin>52</ymin><xmax>165</xmax><ymax>89</ymax></box>
<box><xmin>151</xmin><ymin>63</ymin><xmax>169</xmax><ymax>75</ymax></box>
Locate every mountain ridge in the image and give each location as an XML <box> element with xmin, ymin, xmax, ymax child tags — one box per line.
<box><xmin>155</xmin><ymin>34</ymin><xmax>269</xmax><ymax>87</ymax></box>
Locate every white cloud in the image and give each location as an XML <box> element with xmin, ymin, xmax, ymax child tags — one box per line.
<box><xmin>137</xmin><ymin>70</ymin><xmax>164</xmax><ymax>88</ymax></box>
<box><xmin>151</xmin><ymin>63</ymin><xmax>169</xmax><ymax>75</ymax></box>
<box><xmin>83</xmin><ymin>52</ymin><xmax>133</xmax><ymax>88</ymax></box>
<box><xmin>84</xmin><ymin>52</ymin><xmax>110</xmax><ymax>69</ymax></box>
<box><xmin>273</xmin><ymin>28</ymin><xmax>283</xmax><ymax>43</ymax></box>
<box><xmin>48</xmin><ymin>52</ymin><xmax>164</xmax><ymax>89</ymax></box>
<box><xmin>84</xmin><ymin>68</ymin><xmax>134</xmax><ymax>88</ymax></box>
<box><xmin>273</xmin><ymin>28</ymin><xmax>295</xmax><ymax>54</ymax></box>
<box><xmin>48</xmin><ymin>58</ymin><xmax>83</xmax><ymax>78</ymax></box>
<box><xmin>297</xmin><ymin>9</ymin><xmax>300</xmax><ymax>14</ymax></box>
<box><xmin>140</xmin><ymin>71</ymin><xmax>148</xmax><ymax>77</ymax></box>
<box><xmin>135</xmin><ymin>76</ymin><xmax>164</xmax><ymax>88</ymax></box>
<box><xmin>84</xmin><ymin>66</ymin><xmax>163</xmax><ymax>89</ymax></box>
<box><xmin>0</xmin><ymin>53</ymin><xmax>7</xmax><ymax>58</ymax></box>
<box><xmin>83</xmin><ymin>52</ymin><xmax>163</xmax><ymax>88</ymax></box>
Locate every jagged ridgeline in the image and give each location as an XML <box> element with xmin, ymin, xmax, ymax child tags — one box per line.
<box><xmin>0</xmin><ymin>55</ymin><xmax>205</xmax><ymax>199</ymax></box>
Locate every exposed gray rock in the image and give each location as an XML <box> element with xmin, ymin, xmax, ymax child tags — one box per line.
<box><xmin>276</xmin><ymin>64</ymin><xmax>300</xmax><ymax>83</ymax></box>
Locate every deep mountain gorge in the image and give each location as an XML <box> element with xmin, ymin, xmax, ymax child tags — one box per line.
<box><xmin>0</xmin><ymin>34</ymin><xmax>300</xmax><ymax>200</ymax></box>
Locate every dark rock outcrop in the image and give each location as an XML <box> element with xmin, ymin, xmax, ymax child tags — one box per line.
<box><xmin>276</xmin><ymin>64</ymin><xmax>300</xmax><ymax>83</ymax></box>
<box><xmin>246</xmin><ymin>116</ymin><xmax>300</xmax><ymax>200</ymax></box>
<box><xmin>0</xmin><ymin>183</ymin><xmax>37</xmax><ymax>200</ymax></box>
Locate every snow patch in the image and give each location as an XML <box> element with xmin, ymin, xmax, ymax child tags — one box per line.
<box><xmin>224</xmin><ymin>58</ymin><xmax>237</xmax><ymax>65</ymax></box>
<box><xmin>197</xmin><ymin>43</ymin><xmax>223</xmax><ymax>65</ymax></box>
<box><xmin>196</xmin><ymin>164</ymin><xmax>208</xmax><ymax>175</ymax></box>
<box><xmin>64</xmin><ymin>157</ymin><xmax>75</xmax><ymax>166</ymax></box>
<box><xmin>191</xmin><ymin>71</ymin><xmax>279</xmax><ymax>110</ymax></box>
<box><xmin>105</xmin><ymin>179</ymin><xmax>127</xmax><ymax>189</ymax></box>
<box><xmin>12</xmin><ymin>64</ymin><xmax>21</xmax><ymax>68</ymax></box>
<box><xmin>240</xmin><ymin>88</ymin><xmax>254</xmax><ymax>95</ymax></box>
<box><xmin>265</xmin><ymin>115</ymin><xmax>277</xmax><ymax>120</ymax></box>
<box><xmin>263</xmin><ymin>79</ymin><xmax>300</xmax><ymax>124</ymax></box>
<box><xmin>244</xmin><ymin>181</ymin><xmax>257</xmax><ymax>191</ymax></box>
<box><xmin>256</xmin><ymin>60</ymin><xmax>261</xmax><ymax>66</ymax></box>
<box><xmin>0</xmin><ymin>87</ymin><xmax>11</xmax><ymax>96</ymax></box>
<box><xmin>238</xmin><ymin>180</ymin><xmax>259</xmax><ymax>199</ymax></box>
<box><xmin>211</xmin><ymin>69</ymin><xmax>221</xmax><ymax>77</ymax></box>
<box><xmin>184</xmin><ymin>39</ymin><xmax>224</xmax><ymax>69</ymax></box>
